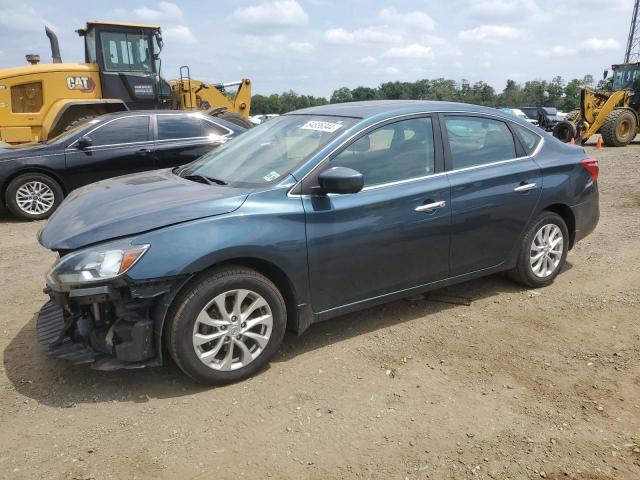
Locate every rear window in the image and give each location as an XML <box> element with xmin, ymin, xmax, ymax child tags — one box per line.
<box><xmin>157</xmin><ymin>115</ymin><xmax>203</xmax><ymax>140</ymax></box>
<box><xmin>513</xmin><ymin>124</ymin><xmax>541</xmax><ymax>154</ymax></box>
<box><xmin>444</xmin><ymin>116</ymin><xmax>516</xmax><ymax>170</ymax></box>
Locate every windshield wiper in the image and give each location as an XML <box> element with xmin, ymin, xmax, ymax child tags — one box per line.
<box><xmin>182</xmin><ymin>174</ymin><xmax>228</xmax><ymax>186</ymax></box>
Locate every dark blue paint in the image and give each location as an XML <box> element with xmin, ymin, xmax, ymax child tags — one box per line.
<box><xmin>39</xmin><ymin>101</ymin><xmax>599</xmax><ymax>335</ymax></box>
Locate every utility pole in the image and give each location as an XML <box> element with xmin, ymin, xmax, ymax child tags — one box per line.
<box><xmin>625</xmin><ymin>0</ymin><xmax>640</xmax><ymax>63</ymax></box>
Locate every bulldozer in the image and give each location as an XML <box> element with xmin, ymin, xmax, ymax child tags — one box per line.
<box><xmin>0</xmin><ymin>21</ymin><xmax>252</xmax><ymax>144</ymax></box>
<box><xmin>553</xmin><ymin>62</ymin><xmax>640</xmax><ymax>147</ymax></box>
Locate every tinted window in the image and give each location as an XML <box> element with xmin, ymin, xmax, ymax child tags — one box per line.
<box><xmin>331</xmin><ymin>117</ymin><xmax>435</xmax><ymax>187</ymax></box>
<box><xmin>444</xmin><ymin>116</ymin><xmax>516</xmax><ymax>169</ymax></box>
<box><xmin>90</xmin><ymin>116</ymin><xmax>150</xmax><ymax>146</ymax></box>
<box><xmin>100</xmin><ymin>32</ymin><xmax>152</xmax><ymax>73</ymax></box>
<box><xmin>202</xmin><ymin>120</ymin><xmax>228</xmax><ymax>137</ymax></box>
<box><xmin>513</xmin><ymin>124</ymin><xmax>540</xmax><ymax>154</ymax></box>
<box><xmin>157</xmin><ymin>115</ymin><xmax>203</xmax><ymax>140</ymax></box>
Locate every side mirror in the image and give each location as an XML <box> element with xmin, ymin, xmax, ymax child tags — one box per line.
<box><xmin>77</xmin><ymin>136</ymin><xmax>92</xmax><ymax>150</ymax></box>
<box><xmin>317</xmin><ymin>166</ymin><xmax>364</xmax><ymax>195</ymax></box>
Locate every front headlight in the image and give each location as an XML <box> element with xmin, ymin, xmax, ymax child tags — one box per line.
<box><xmin>47</xmin><ymin>244</ymin><xmax>149</xmax><ymax>286</ymax></box>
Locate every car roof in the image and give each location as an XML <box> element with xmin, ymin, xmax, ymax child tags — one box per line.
<box><xmin>287</xmin><ymin>100</ymin><xmax>507</xmax><ymax>119</ymax></box>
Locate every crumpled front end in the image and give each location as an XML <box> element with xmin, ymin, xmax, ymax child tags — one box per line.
<box><xmin>38</xmin><ymin>277</ymin><xmax>186</xmax><ymax>370</ymax></box>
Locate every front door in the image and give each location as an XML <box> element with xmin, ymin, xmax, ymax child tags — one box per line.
<box><xmin>64</xmin><ymin>115</ymin><xmax>154</xmax><ymax>190</ymax></box>
<box><xmin>302</xmin><ymin>116</ymin><xmax>451</xmax><ymax>314</ymax></box>
<box><xmin>441</xmin><ymin>114</ymin><xmax>542</xmax><ymax>277</ymax></box>
<box><xmin>154</xmin><ymin>115</ymin><xmax>230</xmax><ymax>169</ymax></box>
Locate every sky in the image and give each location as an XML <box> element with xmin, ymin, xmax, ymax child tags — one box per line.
<box><xmin>0</xmin><ymin>0</ymin><xmax>634</xmax><ymax>97</ymax></box>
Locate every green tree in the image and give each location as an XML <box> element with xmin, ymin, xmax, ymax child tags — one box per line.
<box><xmin>330</xmin><ymin>87</ymin><xmax>353</xmax><ymax>103</ymax></box>
<box><xmin>562</xmin><ymin>79</ymin><xmax>582</xmax><ymax>111</ymax></box>
<box><xmin>351</xmin><ymin>86</ymin><xmax>377</xmax><ymax>101</ymax></box>
<box><xmin>545</xmin><ymin>76</ymin><xmax>564</xmax><ymax>108</ymax></box>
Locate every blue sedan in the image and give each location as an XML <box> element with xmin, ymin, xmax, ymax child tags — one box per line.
<box><xmin>37</xmin><ymin>100</ymin><xmax>599</xmax><ymax>384</ymax></box>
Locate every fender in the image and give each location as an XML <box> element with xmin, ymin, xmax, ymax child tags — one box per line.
<box><xmin>42</xmin><ymin>99</ymin><xmax>128</xmax><ymax>139</ymax></box>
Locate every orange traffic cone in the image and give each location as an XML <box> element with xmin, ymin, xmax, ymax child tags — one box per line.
<box><xmin>596</xmin><ymin>135</ymin><xmax>603</xmax><ymax>150</ymax></box>
<box><xmin>570</xmin><ymin>137</ymin><xmax>575</xmax><ymax>144</ymax></box>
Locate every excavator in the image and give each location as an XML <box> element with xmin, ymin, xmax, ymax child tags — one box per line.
<box><xmin>0</xmin><ymin>21</ymin><xmax>252</xmax><ymax>144</ymax></box>
<box><xmin>553</xmin><ymin>62</ymin><xmax>640</xmax><ymax>147</ymax></box>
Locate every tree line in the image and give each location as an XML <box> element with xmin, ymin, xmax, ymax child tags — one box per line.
<box><xmin>250</xmin><ymin>75</ymin><xmax>611</xmax><ymax>115</ymax></box>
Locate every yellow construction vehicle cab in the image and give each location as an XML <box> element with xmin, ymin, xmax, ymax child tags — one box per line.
<box><xmin>553</xmin><ymin>62</ymin><xmax>640</xmax><ymax>147</ymax></box>
<box><xmin>0</xmin><ymin>21</ymin><xmax>252</xmax><ymax>144</ymax></box>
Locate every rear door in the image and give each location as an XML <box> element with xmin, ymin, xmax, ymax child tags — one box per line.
<box><xmin>154</xmin><ymin>114</ymin><xmax>231</xmax><ymax>169</ymax></box>
<box><xmin>64</xmin><ymin>115</ymin><xmax>154</xmax><ymax>189</ymax></box>
<box><xmin>302</xmin><ymin>115</ymin><xmax>451</xmax><ymax>314</ymax></box>
<box><xmin>442</xmin><ymin>114</ymin><xmax>542</xmax><ymax>277</ymax></box>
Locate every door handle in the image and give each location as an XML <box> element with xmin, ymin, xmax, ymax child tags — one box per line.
<box><xmin>415</xmin><ymin>200</ymin><xmax>446</xmax><ymax>213</ymax></box>
<box><xmin>514</xmin><ymin>182</ymin><xmax>537</xmax><ymax>193</ymax></box>
<box><xmin>137</xmin><ymin>148</ymin><xmax>152</xmax><ymax>155</ymax></box>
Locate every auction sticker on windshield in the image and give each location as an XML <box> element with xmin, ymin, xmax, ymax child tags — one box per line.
<box><xmin>300</xmin><ymin>120</ymin><xmax>344</xmax><ymax>133</ymax></box>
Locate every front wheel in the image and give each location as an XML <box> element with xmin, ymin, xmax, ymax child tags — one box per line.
<box><xmin>509</xmin><ymin>212</ymin><xmax>569</xmax><ymax>288</ymax></box>
<box><xmin>166</xmin><ymin>266</ymin><xmax>286</xmax><ymax>384</ymax></box>
<box><xmin>5</xmin><ymin>173</ymin><xmax>64</xmax><ymax>220</ymax></box>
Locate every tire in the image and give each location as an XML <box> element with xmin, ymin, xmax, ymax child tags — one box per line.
<box><xmin>508</xmin><ymin>212</ymin><xmax>569</xmax><ymax>288</ymax></box>
<box><xmin>216</xmin><ymin>112</ymin><xmax>253</xmax><ymax>129</ymax></box>
<box><xmin>5</xmin><ymin>173</ymin><xmax>64</xmax><ymax>220</ymax></box>
<box><xmin>62</xmin><ymin>114</ymin><xmax>99</xmax><ymax>132</ymax></box>
<box><xmin>553</xmin><ymin>120</ymin><xmax>577</xmax><ymax>143</ymax></box>
<box><xmin>166</xmin><ymin>266</ymin><xmax>286</xmax><ymax>384</ymax></box>
<box><xmin>600</xmin><ymin>109</ymin><xmax>637</xmax><ymax>147</ymax></box>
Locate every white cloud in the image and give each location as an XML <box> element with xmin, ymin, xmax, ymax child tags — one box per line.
<box><xmin>243</xmin><ymin>34</ymin><xmax>314</xmax><ymax>54</ymax></box>
<box><xmin>580</xmin><ymin>37</ymin><xmax>620</xmax><ymax>53</ymax></box>
<box><xmin>458</xmin><ymin>25</ymin><xmax>523</xmax><ymax>43</ymax></box>
<box><xmin>383</xmin><ymin>44</ymin><xmax>434</xmax><ymax>59</ymax></box>
<box><xmin>383</xmin><ymin>66</ymin><xmax>401</xmax><ymax>75</ymax></box>
<box><xmin>324</xmin><ymin>27</ymin><xmax>402</xmax><ymax>45</ymax></box>
<box><xmin>231</xmin><ymin>1</ymin><xmax>308</xmax><ymax>28</ymax></box>
<box><xmin>536</xmin><ymin>37</ymin><xmax>621</xmax><ymax>57</ymax></box>
<box><xmin>288</xmin><ymin>41</ymin><xmax>314</xmax><ymax>53</ymax></box>
<box><xmin>133</xmin><ymin>1</ymin><xmax>183</xmax><ymax>22</ymax></box>
<box><xmin>468</xmin><ymin>0</ymin><xmax>540</xmax><ymax>19</ymax></box>
<box><xmin>0</xmin><ymin>5</ymin><xmax>52</xmax><ymax>32</ymax></box>
<box><xmin>359</xmin><ymin>56</ymin><xmax>378</xmax><ymax>66</ymax></box>
<box><xmin>480</xmin><ymin>61</ymin><xmax>492</xmax><ymax>68</ymax></box>
<box><xmin>376</xmin><ymin>7</ymin><xmax>436</xmax><ymax>32</ymax></box>
<box><xmin>163</xmin><ymin>25</ymin><xmax>196</xmax><ymax>44</ymax></box>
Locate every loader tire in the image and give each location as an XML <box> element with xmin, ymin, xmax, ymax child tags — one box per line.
<box><xmin>217</xmin><ymin>112</ymin><xmax>253</xmax><ymax>129</ymax></box>
<box><xmin>553</xmin><ymin>121</ymin><xmax>577</xmax><ymax>143</ymax></box>
<box><xmin>600</xmin><ymin>109</ymin><xmax>637</xmax><ymax>147</ymax></box>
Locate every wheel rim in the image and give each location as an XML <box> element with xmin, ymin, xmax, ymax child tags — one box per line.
<box><xmin>618</xmin><ymin>119</ymin><xmax>631</xmax><ymax>137</ymax></box>
<box><xmin>530</xmin><ymin>224</ymin><xmax>564</xmax><ymax>278</ymax></box>
<box><xmin>15</xmin><ymin>181</ymin><xmax>55</xmax><ymax>215</ymax></box>
<box><xmin>192</xmin><ymin>289</ymin><xmax>273</xmax><ymax>371</ymax></box>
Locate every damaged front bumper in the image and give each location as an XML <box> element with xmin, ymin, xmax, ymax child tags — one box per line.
<box><xmin>37</xmin><ymin>277</ymin><xmax>188</xmax><ymax>370</ymax></box>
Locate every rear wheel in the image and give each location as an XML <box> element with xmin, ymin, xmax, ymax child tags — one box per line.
<box><xmin>509</xmin><ymin>212</ymin><xmax>569</xmax><ymax>288</ymax></box>
<box><xmin>166</xmin><ymin>266</ymin><xmax>286</xmax><ymax>384</ymax></box>
<box><xmin>601</xmin><ymin>109</ymin><xmax>637</xmax><ymax>147</ymax></box>
<box><xmin>216</xmin><ymin>112</ymin><xmax>253</xmax><ymax>129</ymax></box>
<box><xmin>5</xmin><ymin>173</ymin><xmax>64</xmax><ymax>220</ymax></box>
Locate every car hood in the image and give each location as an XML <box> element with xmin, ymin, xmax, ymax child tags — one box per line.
<box><xmin>39</xmin><ymin>169</ymin><xmax>251</xmax><ymax>250</ymax></box>
<box><xmin>0</xmin><ymin>141</ymin><xmax>58</xmax><ymax>160</ymax></box>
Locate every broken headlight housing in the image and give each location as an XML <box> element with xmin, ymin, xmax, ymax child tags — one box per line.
<box><xmin>47</xmin><ymin>244</ymin><xmax>149</xmax><ymax>286</ymax></box>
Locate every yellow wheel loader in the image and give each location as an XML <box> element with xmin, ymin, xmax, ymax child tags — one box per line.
<box><xmin>553</xmin><ymin>62</ymin><xmax>640</xmax><ymax>147</ymax></box>
<box><xmin>0</xmin><ymin>21</ymin><xmax>252</xmax><ymax>144</ymax></box>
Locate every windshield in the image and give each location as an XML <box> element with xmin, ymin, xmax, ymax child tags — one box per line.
<box><xmin>612</xmin><ymin>65</ymin><xmax>640</xmax><ymax>91</ymax></box>
<box><xmin>100</xmin><ymin>31</ymin><xmax>153</xmax><ymax>73</ymax></box>
<box><xmin>179</xmin><ymin>115</ymin><xmax>358</xmax><ymax>186</ymax></box>
<box><xmin>46</xmin><ymin>118</ymin><xmax>100</xmax><ymax>145</ymax></box>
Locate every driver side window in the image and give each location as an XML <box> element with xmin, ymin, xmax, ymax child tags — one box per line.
<box><xmin>331</xmin><ymin>117</ymin><xmax>435</xmax><ymax>187</ymax></box>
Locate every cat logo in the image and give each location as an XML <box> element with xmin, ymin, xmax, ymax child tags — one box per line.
<box><xmin>66</xmin><ymin>76</ymin><xmax>96</xmax><ymax>93</ymax></box>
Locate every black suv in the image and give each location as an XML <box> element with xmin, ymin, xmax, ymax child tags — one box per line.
<box><xmin>520</xmin><ymin>107</ymin><xmax>561</xmax><ymax>131</ymax></box>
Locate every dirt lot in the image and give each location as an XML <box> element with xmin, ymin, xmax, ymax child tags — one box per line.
<box><xmin>0</xmin><ymin>143</ymin><xmax>639</xmax><ymax>480</ymax></box>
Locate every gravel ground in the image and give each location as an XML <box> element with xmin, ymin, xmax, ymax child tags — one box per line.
<box><xmin>0</xmin><ymin>142</ymin><xmax>639</xmax><ymax>480</ymax></box>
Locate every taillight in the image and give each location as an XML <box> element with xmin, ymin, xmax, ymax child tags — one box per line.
<box><xmin>581</xmin><ymin>158</ymin><xmax>599</xmax><ymax>181</ymax></box>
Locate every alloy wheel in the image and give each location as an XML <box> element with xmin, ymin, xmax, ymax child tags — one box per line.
<box><xmin>15</xmin><ymin>181</ymin><xmax>55</xmax><ymax>215</ymax></box>
<box><xmin>192</xmin><ymin>289</ymin><xmax>273</xmax><ymax>371</ymax></box>
<box><xmin>529</xmin><ymin>224</ymin><xmax>564</xmax><ymax>278</ymax></box>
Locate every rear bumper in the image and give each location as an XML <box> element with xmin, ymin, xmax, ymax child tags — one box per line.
<box><xmin>571</xmin><ymin>183</ymin><xmax>600</xmax><ymax>245</ymax></box>
<box><xmin>37</xmin><ymin>277</ymin><xmax>187</xmax><ymax>370</ymax></box>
